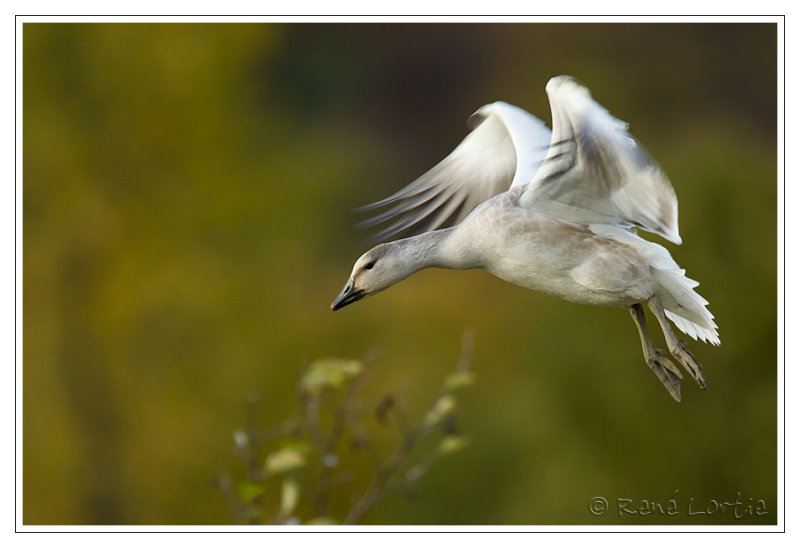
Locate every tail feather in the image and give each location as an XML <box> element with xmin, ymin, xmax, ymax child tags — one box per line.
<box><xmin>653</xmin><ymin>267</ymin><xmax>720</xmax><ymax>346</ymax></box>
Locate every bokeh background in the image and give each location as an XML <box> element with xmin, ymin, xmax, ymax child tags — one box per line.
<box><xmin>23</xmin><ymin>22</ymin><xmax>777</xmax><ymax>525</ymax></box>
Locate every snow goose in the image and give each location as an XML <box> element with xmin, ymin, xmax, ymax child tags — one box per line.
<box><xmin>332</xmin><ymin>75</ymin><xmax>718</xmax><ymax>402</ymax></box>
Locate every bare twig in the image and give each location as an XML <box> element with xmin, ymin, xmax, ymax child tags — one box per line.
<box><xmin>343</xmin><ymin>331</ymin><xmax>474</xmax><ymax>524</ymax></box>
<box><xmin>456</xmin><ymin>329</ymin><xmax>475</xmax><ymax>373</ymax></box>
<box><xmin>314</xmin><ymin>366</ymin><xmax>370</xmax><ymax>516</ymax></box>
<box><xmin>221</xmin><ymin>334</ymin><xmax>475</xmax><ymax>525</ymax></box>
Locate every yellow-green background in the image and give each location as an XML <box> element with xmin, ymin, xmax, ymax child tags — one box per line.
<box><xmin>23</xmin><ymin>23</ymin><xmax>777</xmax><ymax>525</ymax></box>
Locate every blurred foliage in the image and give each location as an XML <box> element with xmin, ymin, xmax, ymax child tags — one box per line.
<box><xmin>23</xmin><ymin>22</ymin><xmax>777</xmax><ymax>525</ymax></box>
<box><xmin>219</xmin><ymin>338</ymin><xmax>474</xmax><ymax>525</ymax></box>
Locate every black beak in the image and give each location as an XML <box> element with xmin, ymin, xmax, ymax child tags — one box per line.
<box><xmin>331</xmin><ymin>281</ymin><xmax>366</xmax><ymax>311</ymax></box>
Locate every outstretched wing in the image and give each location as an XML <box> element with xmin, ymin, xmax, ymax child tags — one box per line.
<box><xmin>358</xmin><ymin>101</ymin><xmax>552</xmax><ymax>242</ymax></box>
<box><xmin>521</xmin><ymin>76</ymin><xmax>681</xmax><ymax>244</ymax></box>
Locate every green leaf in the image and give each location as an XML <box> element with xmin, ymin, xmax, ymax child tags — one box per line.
<box><xmin>236</xmin><ymin>481</ymin><xmax>264</xmax><ymax>503</ymax></box>
<box><xmin>444</xmin><ymin>371</ymin><xmax>475</xmax><ymax>390</ymax></box>
<box><xmin>300</xmin><ymin>358</ymin><xmax>363</xmax><ymax>394</ymax></box>
<box><xmin>306</xmin><ymin>516</ymin><xmax>339</xmax><ymax>525</ymax></box>
<box><xmin>280</xmin><ymin>477</ymin><xmax>300</xmax><ymax>515</ymax></box>
<box><xmin>265</xmin><ymin>446</ymin><xmax>307</xmax><ymax>475</ymax></box>
<box><xmin>423</xmin><ymin>395</ymin><xmax>457</xmax><ymax>428</ymax></box>
<box><xmin>232</xmin><ymin>429</ymin><xmax>248</xmax><ymax>449</ymax></box>
<box><xmin>438</xmin><ymin>435</ymin><xmax>470</xmax><ymax>456</ymax></box>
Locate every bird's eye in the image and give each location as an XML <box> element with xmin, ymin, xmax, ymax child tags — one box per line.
<box><xmin>365</xmin><ymin>261</ymin><xmax>375</xmax><ymax>270</ymax></box>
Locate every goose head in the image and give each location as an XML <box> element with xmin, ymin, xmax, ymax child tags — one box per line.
<box><xmin>332</xmin><ymin>229</ymin><xmax>459</xmax><ymax>311</ymax></box>
<box><xmin>331</xmin><ymin>244</ymin><xmax>394</xmax><ymax>311</ymax></box>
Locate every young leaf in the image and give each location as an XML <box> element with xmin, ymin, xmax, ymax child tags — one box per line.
<box><xmin>301</xmin><ymin>358</ymin><xmax>363</xmax><ymax>394</ymax></box>
<box><xmin>265</xmin><ymin>446</ymin><xmax>307</xmax><ymax>475</ymax></box>
<box><xmin>444</xmin><ymin>371</ymin><xmax>475</xmax><ymax>390</ymax></box>
<box><xmin>280</xmin><ymin>477</ymin><xmax>300</xmax><ymax>515</ymax></box>
<box><xmin>306</xmin><ymin>516</ymin><xmax>339</xmax><ymax>525</ymax></box>
<box><xmin>423</xmin><ymin>395</ymin><xmax>456</xmax><ymax>428</ymax></box>
<box><xmin>438</xmin><ymin>435</ymin><xmax>470</xmax><ymax>456</ymax></box>
<box><xmin>236</xmin><ymin>481</ymin><xmax>264</xmax><ymax>503</ymax></box>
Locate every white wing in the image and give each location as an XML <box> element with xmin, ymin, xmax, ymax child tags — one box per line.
<box><xmin>521</xmin><ymin>76</ymin><xmax>681</xmax><ymax>244</ymax></box>
<box><xmin>358</xmin><ymin>101</ymin><xmax>552</xmax><ymax>242</ymax></box>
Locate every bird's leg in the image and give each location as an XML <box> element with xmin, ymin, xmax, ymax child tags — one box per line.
<box><xmin>628</xmin><ymin>303</ymin><xmax>683</xmax><ymax>402</ymax></box>
<box><xmin>646</xmin><ymin>296</ymin><xmax>707</xmax><ymax>390</ymax></box>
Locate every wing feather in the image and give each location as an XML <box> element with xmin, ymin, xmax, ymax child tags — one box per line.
<box><xmin>358</xmin><ymin>101</ymin><xmax>551</xmax><ymax>242</ymax></box>
<box><xmin>521</xmin><ymin>76</ymin><xmax>681</xmax><ymax>244</ymax></box>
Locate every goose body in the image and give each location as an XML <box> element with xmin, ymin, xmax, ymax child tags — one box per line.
<box><xmin>452</xmin><ymin>186</ymin><xmax>655</xmax><ymax>308</ymax></box>
<box><xmin>332</xmin><ymin>76</ymin><xmax>718</xmax><ymax>401</ymax></box>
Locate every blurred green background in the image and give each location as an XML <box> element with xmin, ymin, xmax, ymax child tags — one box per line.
<box><xmin>23</xmin><ymin>23</ymin><xmax>777</xmax><ymax>525</ymax></box>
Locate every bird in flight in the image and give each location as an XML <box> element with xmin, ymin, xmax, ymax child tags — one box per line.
<box><xmin>332</xmin><ymin>76</ymin><xmax>718</xmax><ymax>402</ymax></box>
